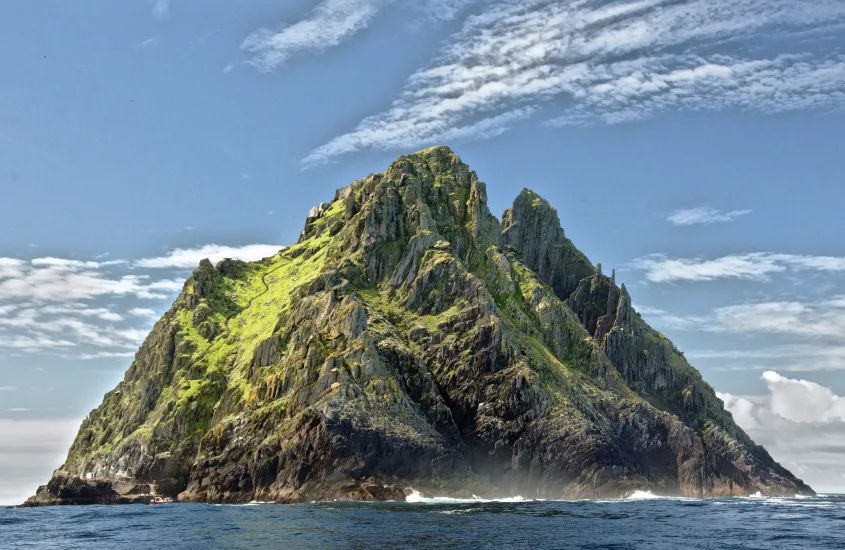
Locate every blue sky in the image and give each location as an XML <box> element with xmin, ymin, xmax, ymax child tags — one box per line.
<box><xmin>1</xmin><ymin>0</ymin><xmax>844</xmax><ymax>503</ymax></box>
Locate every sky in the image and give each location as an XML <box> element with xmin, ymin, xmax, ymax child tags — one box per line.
<box><xmin>1</xmin><ymin>0</ymin><xmax>844</xmax><ymax>504</ymax></box>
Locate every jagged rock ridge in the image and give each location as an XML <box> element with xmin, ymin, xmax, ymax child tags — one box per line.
<box><xmin>27</xmin><ymin>146</ymin><xmax>811</xmax><ymax>505</ymax></box>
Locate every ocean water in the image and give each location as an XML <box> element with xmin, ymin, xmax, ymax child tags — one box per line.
<box><xmin>2</xmin><ymin>492</ymin><xmax>843</xmax><ymax>549</ymax></box>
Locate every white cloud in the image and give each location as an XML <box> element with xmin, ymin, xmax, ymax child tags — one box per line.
<box><xmin>243</xmin><ymin>0</ymin><xmax>475</xmax><ymax>72</ymax></box>
<box><xmin>128</xmin><ymin>308</ymin><xmax>157</xmax><ymax>318</ymax></box>
<box><xmin>304</xmin><ymin>0</ymin><xmax>845</xmax><ymax>163</ymax></box>
<box><xmin>650</xmin><ymin>296</ymin><xmax>845</xmax><ymax>371</ymax></box>
<box><xmin>77</xmin><ymin>351</ymin><xmax>137</xmax><ymax>360</ymax></box>
<box><xmin>632</xmin><ymin>252</ymin><xmax>845</xmax><ymax>283</ymax></box>
<box><xmin>667</xmin><ymin>207</ymin><xmax>752</xmax><ymax>226</ymax></box>
<box><xmin>0</xmin><ymin>257</ymin><xmax>178</xmax><ymax>356</ymax></box>
<box><xmin>634</xmin><ymin>304</ymin><xmax>704</xmax><ymax>329</ymax></box>
<box><xmin>0</xmin><ymin>259</ymin><xmax>26</xmax><ymax>279</ymax></box>
<box><xmin>146</xmin><ymin>279</ymin><xmax>184</xmax><ymax>292</ymax></box>
<box><xmin>688</xmin><ymin>348</ymin><xmax>799</xmax><ymax>360</ymax></box>
<box><xmin>709</xmin><ymin>298</ymin><xmax>845</xmax><ymax>338</ymax></box>
<box><xmin>0</xmin><ymin>246</ymin><xmax>276</xmax><ymax>359</ymax></box>
<box><xmin>136</xmin><ymin>244</ymin><xmax>283</xmax><ymax>269</ymax></box>
<box><xmin>645</xmin><ymin>295</ymin><xmax>845</xmax><ymax>339</ymax></box>
<box><xmin>761</xmin><ymin>371</ymin><xmax>845</xmax><ymax>423</ymax></box>
<box><xmin>39</xmin><ymin>305</ymin><xmax>123</xmax><ymax>322</ymax></box>
<box><xmin>242</xmin><ymin>0</ymin><xmax>392</xmax><ymax>72</ymax></box>
<box><xmin>717</xmin><ymin>392</ymin><xmax>761</xmax><ymax>429</ymax></box>
<box><xmin>717</xmin><ymin>372</ymin><xmax>845</xmax><ymax>491</ymax></box>
<box><xmin>140</xmin><ymin>37</ymin><xmax>160</xmax><ymax>48</ymax></box>
<box><xmin>548</xmin><ymin>53</ymin><xmax>845</xmax><ymax>127</ymax></box>
<box><xmin>0</xmin><ymin>386</ymin><xmax>16</xmax><ymax>392</ymax></box>
<box><xmin>0</xmin><ymin>334</ymin><xmax>76</xmax><ymax>350</ymax></box>
<box><xmin>151</xmin><ymin>0</ymin><xmax>170</xmax><ymax>19</ymax></box>
<box><xmin>0</xmin><ymin>257</ymin><xmax>179</xmax><ymax>301</ymax></box>
<box><xmin>0</xmin><ymin>310</ymin><xmax>148</xmax><ymax>351</ymax></box>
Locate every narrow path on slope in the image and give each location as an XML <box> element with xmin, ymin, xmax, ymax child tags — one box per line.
<box><xmin>224</xmin><ymin>262</ymin><xmax>284</xmax><ymax>332</ymax></box>
<box><xmin>187</xmin><ymin>257</ymin><xmax>287</xmax><ymax>369</ymax></box>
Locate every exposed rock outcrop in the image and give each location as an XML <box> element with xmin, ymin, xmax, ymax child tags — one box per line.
<box><xmin>28</xmin><ymin>146</ymin><xmax>812</xmax><ymax>505</ymax></box>
<box><xmin>23</xmin><ymin>472</ymin><xmax>152</xmax><ymax>506</ymax></box>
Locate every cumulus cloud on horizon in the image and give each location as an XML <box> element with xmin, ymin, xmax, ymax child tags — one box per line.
<box><xmin>290</xmin><ymin>0</ymin><xmax>845</xmax><ymax>164</ymax></box>
<box><xmin>136</xmin><ymin>244</ymin><xmax>284</xmax><ymax>269</ymax></box>
<box><xmin>718</xmin><ymin>371</ymin><xmax>845</xmax><ymax>491</ymax></box>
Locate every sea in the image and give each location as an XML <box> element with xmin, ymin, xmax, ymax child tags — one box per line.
<box><xmin>1</xmin><ymin>491</ymin><xmax>843</xmax><ymax>549</ymax></box>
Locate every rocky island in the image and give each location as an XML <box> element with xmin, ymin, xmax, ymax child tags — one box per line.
<box><xmin>26</xmin><ymin>146</ymin><xmax>812</xmax><ymax>506</ymax></box>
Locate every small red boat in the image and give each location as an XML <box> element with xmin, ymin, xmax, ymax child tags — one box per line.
<box><xmin>149</xmin><ymin>497</ymin><xmax>174</xmax><ymax>505</ymax></box>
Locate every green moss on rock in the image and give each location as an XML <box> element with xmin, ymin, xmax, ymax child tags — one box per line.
<box><xmin>37</xmin><ymin>146</ymin><xmax>812</xmax><ymax>507</ymax></box>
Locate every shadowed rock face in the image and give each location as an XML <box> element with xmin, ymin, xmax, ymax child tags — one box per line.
<box><xmin>27</xmin><ymin>146</ymin><xmax>812</xmax><ymax>506</ymax></box>
<box><xmin>500</xmin><ymin>189</ymin><xmax>594</xmax><ymax>301</ymax></box>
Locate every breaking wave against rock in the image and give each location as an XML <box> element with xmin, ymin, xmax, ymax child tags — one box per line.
<box><xmin>405</xmin><ymin>489</ymin><xmax>530</xmax><ymax>504</ymax></box>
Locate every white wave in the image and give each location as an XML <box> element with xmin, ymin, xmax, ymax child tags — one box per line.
<box><xmin>212</xmin><ymin>501</ymin><xmax>273</xmax><ymax>507</ymax></box>
<box><xmin>405</xmin><ymin>489</ymin><xmax>530</xmax><ymax>504</ymax></box>
<box><xmin>627</xmin><ymin>490</ymin><xmax>662</xmax><ymax>500</ymax></box>
<box><xmin>439</xmin><ymin>507</ymin><xmax>478</xmax><ymax>515</ymax></box>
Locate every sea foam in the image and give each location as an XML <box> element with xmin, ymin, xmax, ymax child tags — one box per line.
<box><xmin>405</xmin><ymin>489</ymin><xmax>529</xmax><ymax>504</ymax></box>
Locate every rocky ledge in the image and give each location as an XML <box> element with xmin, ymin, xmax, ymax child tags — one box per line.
<box><xmin>23</xmin><ymin>472</ymin><xmax>152</xmax><ymax>507</ymax></box>
<box><xmin>27</xmin><ymin>146</ymin><xmax>812</xmax><ymax>505</ymax></box>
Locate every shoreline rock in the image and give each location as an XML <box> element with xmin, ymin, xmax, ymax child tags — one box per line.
<box><xmin>22</xmin><ymin>472</ymin><xmax>153</xmax><ymax>507</ymax></box>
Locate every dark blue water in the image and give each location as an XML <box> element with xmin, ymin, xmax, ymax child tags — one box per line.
<box><xmin>2</xmin><ymin>494</ymin><xmax>843</xmax><ymax>549</ymax></box>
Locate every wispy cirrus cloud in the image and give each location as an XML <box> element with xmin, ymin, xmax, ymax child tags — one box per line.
<box><xmin>667</xmin><ymin>206</ymin><xmax>752</xmax><ymax>226</ymax></box>
<box><xmin>643</xmin><ymin>295</ymin><xmax>845</xmax><ymax>371</ymax></box>
<box><xmin>643</xmin><ymin>296</ymin><xmax>845</xmax><ymax>338</ymax></box>
<box><xmin>139</xmin><ymin>37</ymin><xmax>160</xmax><ymax>49</ymax></box>
<box><xmin>634</xmin><ymin>304</ymin><xmax>704</xmax><ymax>329</ymax></box>
<box><xmin>546</xmin><ymin>53</ymin><xmax>845</xmax><ymax>127</ymax></box>
<box><xmin>151</xmin><ymin>0</ymin><xmax>170</xmax><ymax>19</ymax></box>
<box><xmin>136</xmin><ymin>244</ymin><xmax>284</xmax><ymax>269</ymax></box>
<box><xmin>632</xmin><ymin>252</ymin><xmax>845</xmax><ymax>283</ymax></box>
<box><xmin>691</xmin><ymin>343</ymin><xmax>845</xmax><ymax>373</ymax></box>
<box><xmin>706</xmin><ymin>297</ymin><xmax>845</xmax><ymax>339</ymax></box>
<box><xmin>303</xmin><ymin>0</ymin><xmax>845</xmax><ymax>164</ymax></box>
<box><xmin>242</xmin><ymin>0</ymin><xmax>393</xmax><ymax>72</ymax></box>
<box><xmin>76</xmin><ymin>351</ymin><xmax>137</xmax><ymax>360</ymax></box>
<box><xmin>242</xmin><ymin>0</ymin><xmax>477</xmax><ymax>72</ymax></box>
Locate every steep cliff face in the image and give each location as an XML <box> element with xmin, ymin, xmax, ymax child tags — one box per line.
<box><xmin>29</xmin><ymin>147</ymin><xmax>811</xmax><ymax>505</ymax></box>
